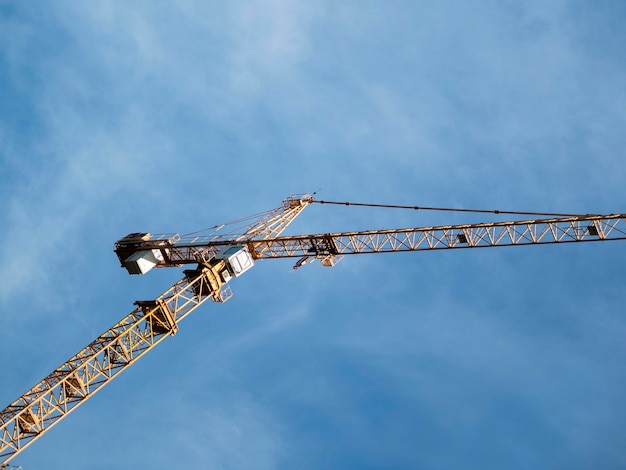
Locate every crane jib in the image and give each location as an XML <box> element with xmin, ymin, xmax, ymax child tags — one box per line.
<box><xmin>112</xmin><ymin>214</ymin><xmax>626</xmax><ymax>271</ymax></box>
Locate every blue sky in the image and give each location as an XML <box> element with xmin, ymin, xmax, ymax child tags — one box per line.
<box><xmin>1</xmin><ymin>1</ymin><xmax>626</xmax><ymax>468</ymax></box>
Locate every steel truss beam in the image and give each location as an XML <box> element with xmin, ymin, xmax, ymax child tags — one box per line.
<box><xmin>248</xmin><ymin>213</ymin><xmax>626</xmax><ymax>258</ymax></box>
<box><xmin>148</xmin><ymin>213</ymin><xmax>626</xmax><ymax>264</ymax></box>
<box><xmin>0</xmin><ymin>268</ymin><xmax>224</xmax><ymax>463</ymax></box>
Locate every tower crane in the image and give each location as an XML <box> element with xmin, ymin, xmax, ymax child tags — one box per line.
<box><xmin>1</xmin><ymin>193</ymin><xmax>625</xmax><ymax>464</ymax></box>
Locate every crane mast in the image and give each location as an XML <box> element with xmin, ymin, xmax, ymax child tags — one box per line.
<box><xmin>1</xmin><ymin>194</ymin><xmax>625</xmax><ymax>464</ymax></box>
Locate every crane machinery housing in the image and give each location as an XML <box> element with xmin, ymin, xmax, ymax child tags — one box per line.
<box><xmin>1</xmin><ymin>193</ymin><xmax>625</xmax><ymax>465</ymax></box>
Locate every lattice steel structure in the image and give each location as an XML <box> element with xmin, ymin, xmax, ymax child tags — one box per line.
<box><xmin>249</xmin><ymin>213</ymin><xmax>626</xmax><ymax>259</ymax></box>
<box><xmin>0</xmin><ymin>268</ymin><xmax>226</xmax><ymax>462</ymax></box>
<box><xmin>120</xmin><ymin>213</ymin><xmax>626</xmax><ymax>266</ymax></box>
<box><xmin>1</xmin><ymin>194</ymin><xmax>625</xmax><ymax>465</ymax></box>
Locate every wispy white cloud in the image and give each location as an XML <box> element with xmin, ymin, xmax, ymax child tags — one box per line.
<box><xmin>162</xmin><ymin>394</ymin><xmax>285</xmax><ymax>470</ymax></box>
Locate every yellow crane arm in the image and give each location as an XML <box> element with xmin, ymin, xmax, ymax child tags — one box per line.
<box><xmin>119</xmin><ymin>213</ymin><xmax>626</xmax><ymax>270</ymax></box>
<box><xmin>0</xmin><ymin>267</ymin><xmax>229</xmax><ymax>463</ymax></box>
<box><xmin>249</xmin><ymin>213</ymin><xmax>626</xmax><ymax>260</ymax></box>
